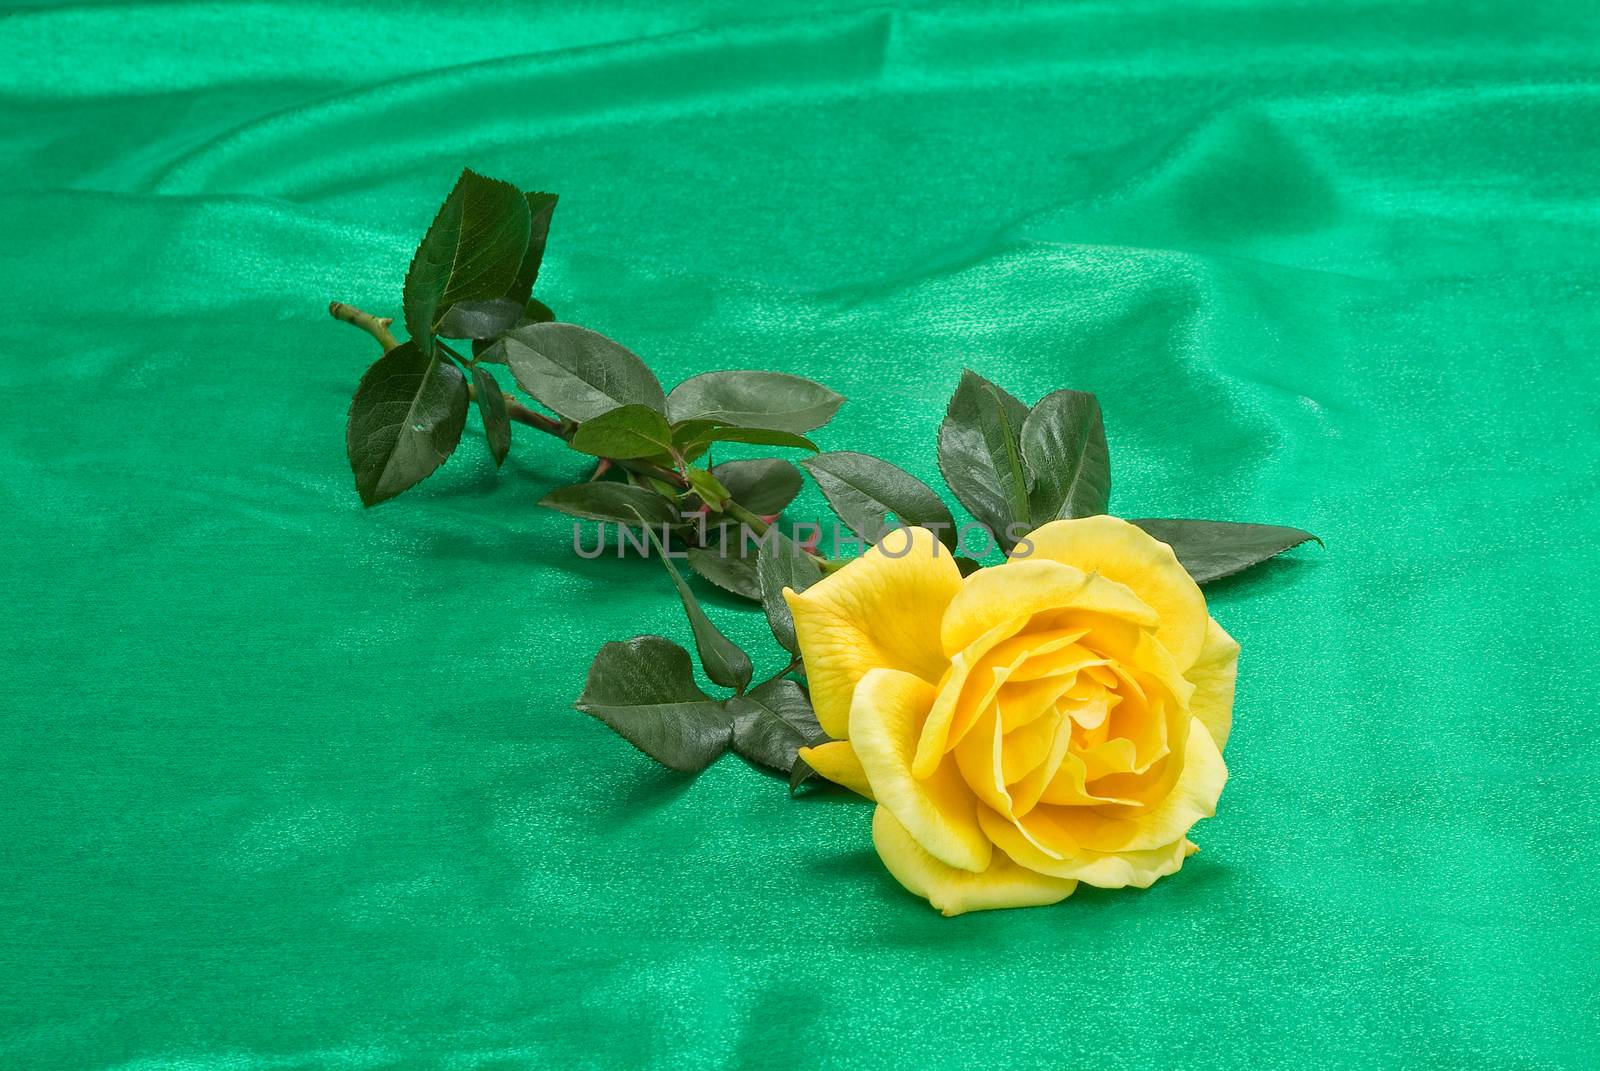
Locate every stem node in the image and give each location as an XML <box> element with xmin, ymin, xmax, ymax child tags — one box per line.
<box><xmin>329</xmin><ymin>300</ymin><xmax>400</xmax><ymax>352</ymax></box>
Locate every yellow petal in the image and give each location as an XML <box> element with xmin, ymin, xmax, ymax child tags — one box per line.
<box><xmin>981</xmin><ymin>628</ymin><xmax>1094</xmax><ymax>681</ymax></box>
<box><xmin>785</xmin><ymin>525</ymin><xmax>962</xmax><ymax>737</ymax></box>
<box><xmin>1064</xmin><ymin>610</ymin><xmax>1196</xmax><ymax>712</ymax></box>
<box><xmin>1085</xmin><ymin>664</ymin><xmax>1120</xmax><ymax>689</ymax></box>
<box><xmin>1187</xmin><ymin>618</ymin><xmax>1240</xmax><ymax>750</ymax></box>
<box><xmin>1068</xmin><ymin>841</ymin><xmax>1192</xmax><ymax>888</ymax></box>
<box><xmin>997</xmin><ymin>674</ymin><xmax>1082</xmax><ymax>732</ymax></box>
<box><xmin>941</xmin><ymin>559</ymin><xmax>1157</xmax><ymax>656</ymax></box>
<box><xmin>1014</xmin><ymin>516</ymin><xmax>1209</xmax><ymax>669</ymax></box>
<box><xmin>1041</xmin><ymin>716</ymin><xmax>1227</xmax><ymax>853</ymax></box>
<box><xmin>912</xmin><ymin>617</ymin><xmax>1026</xmax><ymax>778</ymax></box>
<box><xmin>1007</xmin><ymin>711</ymin><xmax>1078</xmax><ymax>816</ymax></box>
<box><xmin>953</xmin><ymin>702</ymin><xmax>1106</xmax><ymax>820</ymax></box>
<box><xmin>1039</xmin><ymin>750</ymin><xmax>1140</xmax><ymax>807</ymax></box>
<box><xmin>850</xmin><ymin>668</ymin><xmax>991</xmax><ymax>872</ymax></box>
<box><xmin>1000</xmin><ymin>709</ymin><xmax>1063</xmax><ymax>783</ymax></box>
<box><xmin>1077</xmin><ymin>737</ymin><xmax>1139</xmax><ymax>781</ymax></box>
<box><xmin>797</xmin><ymin>740</ymin><xmax>874</xmax><ymax>800</ymax></box>
<box><xmin>977</xmin><ymin>807</ymin><xmax>1193</xmax><ymax>889</ymax></box>
<box><xmin>950</xmin><ymin>707</ymin><xmax>1011</xmax><ymax>815</ymax></box>
<box><xmin>1063</xmin><ymin>692</ymin><xmax>1112</xmax><ymax>732</ymax></box>
<box><xmin>873</xmin><ymin>807</ymin><xmax>1076</xmax><ymax>916</ymax></box>
<box><xmin>1102</xmin><ymin>675</ymin><xmax>1170</xmax><ymax>774</ymax></box>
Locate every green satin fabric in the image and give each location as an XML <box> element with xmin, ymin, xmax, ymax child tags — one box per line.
<box><xmin>5</xmin><ymin>2</ymin><xmax>1598</xmax><ymax>1067</ymax></box>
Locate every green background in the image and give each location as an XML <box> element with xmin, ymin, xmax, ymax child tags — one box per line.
<box><xmin>4</xmin><ymin>1</ymin><xmax>1598</xmax><ymax>1067</ymax></box>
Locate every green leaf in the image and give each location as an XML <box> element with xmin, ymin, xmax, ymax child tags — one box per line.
<box><xmin>756</xmin><ymin>533</ymin><xmax>823</xmax><ymax>655</ymax></box>
<box><xmin>938</xmin><ymin>370</ymin><xmax>1032</xmax><ymax>550</ymax></box>
<box><xmin>345</xmin><ymin>341</ymin><xmax>470</xmax><ymax>507</ymax></box>
<box><xmin>539</xmin><ymin>482</ymin><xmax>678</xmax><ymax>526</ymax></box>
<box><xmin>438</xmin><ymin>297</ymin><xmax>523</xmax><ymax>341</ymax></box>
<box><xmin>468</xmin><ymin>299</ymin><xmax>557</xmax><ymax>359</ymax></box>
<box><xmin>671</xmin><ymin>420</ymin><xmax>715</xmax><ymax>464</ymax></box>
<box><xmin>675</xmin><ymin>421</ymin><xmax>819</xmax><ymax>457</ymax></box>
<box><xmin>503</xmin><ymin>322</ymin><xmax>665</xmax><ymax>422</ymax></box>
<box><xmin>470</xmin><ymin>364</ymin><xmax>511</xmax><ymax>467</ymax></box>
<box><xmin>728</xmin><ymin>679</ymin><xmax>827</xmax><ymax>773</ymax></box>
<box><xmin>634</xmin><ymin>512</ymin><xmax>754</xmax><ymax>693</ymax></box>
<box><xmin>440</xmin><ymin>192</ymin><xmax>557</xmax><ymax>339</ymax></box>
<box><xmin>569</xmin><ymin>404</ymin><xmax>675</xmax><ymax>460</ymax></box>
<box><xmin>636</xmin><ymin>473</ymin><xmax>681</xmax><ymax>499</ymax></box>
<box><xmin>686</xmin><ymin>543</ymin><xmax>761</xmax><ymax>601</ymax></box>
<box><xmin>788</xmin><ymin>755</ymin><xmax>818</xmax><ymax>792</ymax></box>
<box><xmin>403</xmin><ymin>169</ymin><xmax>532</xmax><ymax>357</ymax></box>
<box><xmin>574</xmin><ymin>636</ymin><xmax>733</xmax><ymax>773</ymax></box>
<box><xmin>711</xmin><ymin>459</ymin><xmax>803</xmax><ymax>516</ymax></box>
<box><xmin>684</xmin><ymin>468</ymin><xmax>732</xmax><ymax>511</ymax></box>
<box><xmin>1021</xmin><ymin>389</ymin><xmax>1110</xmax><ymax>524</ymax></box>
<box><xmin>1129</xmin><ymin>518</ymin><xmax>1322</xmax><ymax>584</ymax></box>
<box><xmin>508</xmin><ymin>191</ymin><xmax>558</xmax><ymax>303</ymax></box>
<box><xmin>666</xmin><ymin>371</ymin><xmax>844</xmax><ymax>434</ymax></box>
<box><xmin>804</xmin><ymin>451</ymin><xmax>957</xmax><ymax>549</ymax></box>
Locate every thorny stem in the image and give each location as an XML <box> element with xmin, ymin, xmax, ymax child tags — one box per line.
<box><xmin>507</xmin><ymin>399</ymin><xmax>564</xmax><ymax>436</ymax></box>
<box><xmin>721</xmin><ymin>502</ymin><xmax>836</xmax><ymax>572</ymax></box>
<box><xmin>721</xmin><ymin>500</ymin><xmax>772</xmax><ymax>536</ymax></box>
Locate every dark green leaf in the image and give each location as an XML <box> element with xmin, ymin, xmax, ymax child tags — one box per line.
<box><xmin>1021</xmin><ymin>389</ymin><xmax>1110</xmax><ymax>524</ymax></box>
<box><xmin>666</xmin><ymin>371</ymin><xmax>844</xmax><ymax>434</ymax></box>
<box><xmin>569</xmin><ymin>404</ymin><xmax>675</xmax><ymax>460</ymax></box>
<box><xmin>574</xmin><ymin>636</ymin><xmax>733</xmax><ymax>773</ymax></box>
<box><xmin>728</xmin><ymin>679</ymin><xmax>827</xmax><ymax>773</ymax></box>
<box><xmin>634</xmin><ymin>513</ymin><xmax>754</xmax><ymax>693</ymax></box>
<box><xmin>403</xmin><ymin>169</ymin><xmax>532</xmax><ymax>357</ymax></box>
<box><xmin>684</xmin><ymin>468</ymin><xmax>732</xmax><ymax>511</ymax></box>
<box><xmin>438</xmin><ymin>298</ymin><xmax>523</xmax><ymax>341</ymax></box>
<box><xmin>345</xmin><ymin>341</ymin><xmax>470</xmax><ymax>506</ymax></box>
<box><xmin>788</xmin><ymin>755</ymin><xmax>817</xmax><ymax>793</ymax></box>
<box><xmin>503</xmin><ymin>322</ymin><xmax>665</xmax><ymax>422</ymax></box>
<box><xmin>672</xmin><ymin>420</ymin><xmax>715</xmax><ymax>464</ymax></box>
<box><xmin>954</xmin><ymin>555</ymin><xmax>983</xmax><ymax>577</ymax></box>
<box><xmin>634</xmin><ymin>472</ymin><xmax>681</xmax><ymax>499</ymax></box>
<box><xmin>508</xmin><ymin>191</ymin><xmax>558</xmax><ymax>303</ymax></box>
<box><xmin>757</xmin><ymin>533</ymin><xmax>823</xmax><ymax>655</ymax></box>
<box><xmin>804</xmin><ymin>451</ymin><xmax>957</xmax><ymax>549</ymax></box>
<box><xmin>470</xmin><ymin>363</ymin><xmax>511</xmax><ymax>467</ymax></box>
<box><xmin>470</xmin><ymin>299</ymin><xmax>555</xmax><ymax>357</ymax></box>
<box><xmin>439</xmin><ymin>192</ymin><xmax>557</xmax><ymax>338</ymax></box>
<box><xmin>686</xmin><ymin>543</ymin><xmax>761</xmax><ymax>601</ymax></box>
<box><xmin>675</xmin><ymin>421</ymin><xmax>818</xmax><ymax>457</ymax></box>
<box><xmin>539</xmin><ymin>482</ymin><xmax>678</xmax><ymax>526</ymax></box>
<box><xmin>1129</xmin><ymin>518</ymin><xmax>1322</xmax><ymax>584</ymax></box>
<box><xmin>938</xmin><ymin>370</ymin><xmax>1032</xmax><ymax>550</ymax></box>
<box><xmin>711</xmin><ymin>459</ymin><xmax>803</xmax><ymax>516</ymax></box>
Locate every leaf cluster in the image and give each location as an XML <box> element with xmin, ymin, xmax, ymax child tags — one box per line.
<box><xmin>576</xmin><ymin>521</ymin><xmax>830</xmax><ymax>779</ymax></box>
<box><xmin>336</xmin><ymin>171</ymin><xmax>1322</xmax><ymax>785</ymax></box>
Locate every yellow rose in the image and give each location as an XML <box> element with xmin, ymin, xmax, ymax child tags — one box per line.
<box><xmin>784</xmin><ymin>516</ymin><xmax>1238</xmax><ymax>916</ymax></box>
